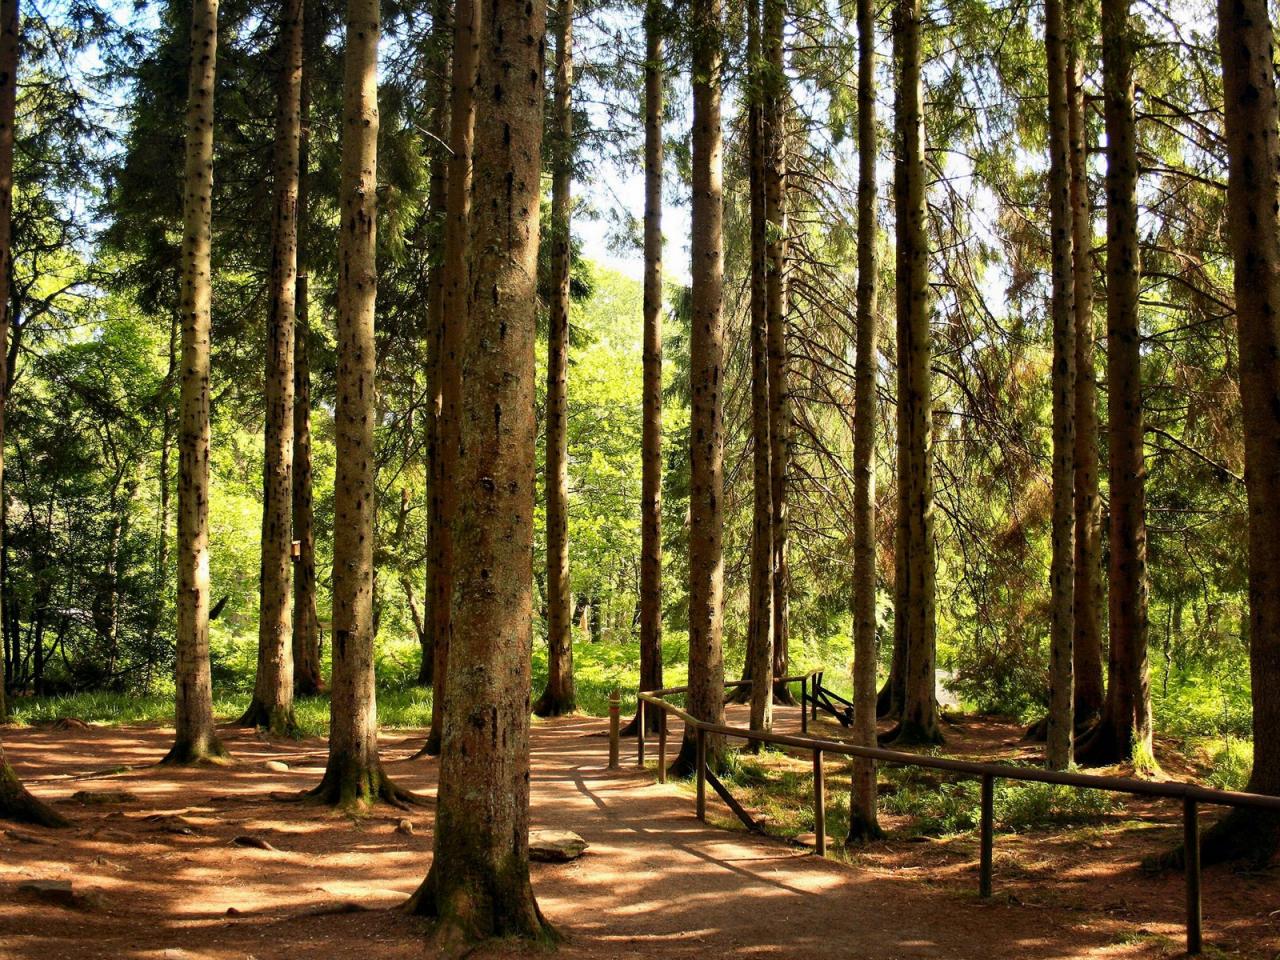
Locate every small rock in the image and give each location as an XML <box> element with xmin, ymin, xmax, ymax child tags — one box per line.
<box><xmin>232</xmin><ymin>835</ymin><xmax>278</xmax><ymax>851</ymax></box>
<box><xmin>71</xmin><ymin>789</ymin><xmax>139</xmax><ymax>806</ymax></box>
<box><xmin>796</xmin><ymin>832</ymin><xmax>817</xmax><ymax>847</ymax></box>
<box><xmin>90</xmin><ymin>856</ymin><xmax>127</xmax><ymax>872</ymax></box>
<box><xmin>264</xmin><ymin>760</ymin><xmax>290</xmax><ymax>773</ymax></box>
<box><xmin>395</xmin><ymin>819</ymin><xmax>414</xmax><ymax>836</ymax></box>
<box><xmin>225</xmin><ymin>907</ymin><xmax>243</xmax><ymax>917</ymax></box>
<box><xmin>529</xmin><ymin>829</ymin><xmax>588</xmax><ymax>863</ymax></box>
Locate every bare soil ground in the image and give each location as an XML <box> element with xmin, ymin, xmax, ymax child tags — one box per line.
<box><xmin>1</xmin><ymin>706</ymin><xmax>1276</xmax><ymax>959</ymax></box>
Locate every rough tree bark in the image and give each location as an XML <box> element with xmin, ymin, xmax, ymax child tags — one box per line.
<box><xmin>422</xmin><ymin>0</ymin><xmax>477</xmax><ymax>758</ymax></box>
<box><xmin>0</xmin><ymin>742</ymin><xmax>68</xmax><ymax>828</ymax></box>
<box><xmin>1077</xmin><ymin>0</ymin><xmax>1153</xmax><ymax>770</ymax></box>
<box><xmin>1205</xmin><ymin>0</ymin><xmax>1280</xmax><ymax>863</ymax></box>
<box><xmin>741</xmin><ymin>0</ymin><xmax>774</xmax><ymax>740</ymax></box>
<box><xmin>763</xmin><ymin>0</ymin><xmax>791</xmax><ymax>703</ymax></box>
<box><xmin>847</xmin><ymin>0</ymin><xmax>882</xmax><ymax>842</ymax></box>
<box><xmin>622</xmin><ymin>0</ymin><xmax>665</xmax><ymax>737</ymax></box>
<box><xmin>291</xmin><ymin>7</ymin><xmax>322</xmax><ymax>697</ymax></box>
<box><xmin>1068</xmin><ymin>7</ymin><xmax>1104</xmax><ymax>725</ymax></box>
<box><xmin>417</xmin><ymin>0</ymin><xmax>449</xmax><ymax>691</ymax></box>
<box><xmin>305</xmin><ymin>0</ymin><xmax>414</xmax><ymax>806</ymax></box>
<box><xmin>1044</xmin><ymin>0</ymin><xmax>1076</xmax><ymax>771</ymax></box>
<box><xmin>0</xmin><ymin>0</ymin><xmax>12</xmax><ymax>728</ymax></box>
<box><xmin>879</xmin><ymin>1</ymin><xmax>909</xmax><ymax>726</ymax></box>
<box><xmin>671</xmin><ymin>0</ymin><xmax>727</xmax><ymax>777</ymax></box>
<box><xmin>242</xmin><ymin>0</ymin><xmax>303</xmax><ymax>735</ymax></box>
<box><xmin>885</xmin><ymin>0</ymin><xmax>940</xmax><ymax>747</ymax></box>
<box><xmin>404</xmin><ymin>0</ymin><xmax>552</xmax><ymax>943</ymax></box>
<box><xmin>534</xmin><ymin>0</ymin><xmax>576</xmax><ymax>718</ymax></box>
<box><xmin>165</xmin><ymin>0</ymin><xmax>228</xmax><ymax>765</ymax></box>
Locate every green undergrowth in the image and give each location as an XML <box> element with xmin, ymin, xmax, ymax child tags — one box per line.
<box><xmin>694</xmin><ymin>749</ymin><xmax>1120</xmax><ymax>850</ymax></box>
<box><xmin>6</xmin><ymin>637</ymin><xmax>695</xmax><ymax>735</ymax></box>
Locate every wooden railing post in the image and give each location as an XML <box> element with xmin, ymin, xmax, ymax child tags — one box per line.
<box><xmin>813</xmin><ymin>748</ymin><xmax>826</xmax><ymax>856</ymax></box>
<box><xmin>1184</xmin><ymin>796</ymin><xmax>1202</xmax><ymax>956</ymax></box>
<box><xmin>637</xmin><ymin>698</ymin><xmax>646</xmax><ymax>768</ymax></box>
<box><xmin>813</xmin><ymin>672</ymin><xmax>821</xmax><ymax>722</ymax></box>
<box><xmin>658</xmin><ymin>711</ymin><xmax>667</xmax><ymax>783</ymax></box>
<box><xmin>800</xmin><ymin>676</ymin><xmax>809</xmax><ymax>734</ymax></box>
<box><xmin>695</xmin><ymin>725</ymin><xmax>707</xmax><ymax>821</ymax></box>
<box><xmin>980</xmin><ymin>774</ymin><xmax>994</xmax><ymax>898</ymax></box>
<box><xmin>608</xmin><ymin>689</ymin><xmax>620</xmax><ymax>769</ymax></box>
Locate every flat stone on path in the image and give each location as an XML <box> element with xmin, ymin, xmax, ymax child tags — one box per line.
<box><xmin>529</xmin><ymin>829</ymin><xmax>588</xmax><ymax>862</ymax></box>
<box><xmin>263</xmin><ymin>760</ymin><xmax>290</xmax><ymax>772</ymax></box>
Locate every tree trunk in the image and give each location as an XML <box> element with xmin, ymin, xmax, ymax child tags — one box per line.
<box><xmin>671</xmin><ymin>0</ymin><xmax>727</xmax><ymax>777</ymax></box>
<box><xmin>422</xmin><ymin>0</ymin><xmax>477</xmax><ymax>758</ymax></box>
<box><xmin>763</xmin><ymin>0</ymin><xmax>791</xmax><ymax>703</ymax></box>
<box><xmin>165</xmin><ymin>0</ymin><xmax>227</xmax><ymax>765</ymax></box>
<box><xmin>1204</xmin><ymin>0</ymin><xmax>1280</xmax><ymax>863</ymax></box>
<box><xmin>1077</xmin><ymin>0</ymin><xmax>1153</xmax><ymax>770</ymax></box>
<box><xmin>1043</xmin><ymin>0</ymin><xmax>1076</xmax><ymax>772</ymax></box>
<box><xmin>1068</xmin><ymin>13</ymin><xmax>1104</xmax><ymax>725</ymax></box>
<box><xmin>880</xmin><ymin>4</ymin><xmax>909</xmax><ymax>727</ymax></box>
<box><xmin>743</xmin><ymin>0</ymin><xmax>773</xmax><ymax>741</ymax></box>
<box><xmin>417</xmin><ymin>0</ymin><xmax>449</xmax><ymax>692</ymax></box>
<box><xmin>885</xmin><ymin>0</ymin><xmax>940</xmax><ymax>747</ymax></box>
<box><xmin>624</xmin><ymin>0</ymin><xmax>665</xmax><ymax>737</ymax></box>
<box><xmin>0</xmin><ymin>743</ymin><xmax>68</xmax><ymax>828</ymax></box>
<box><xmin>848</xmin><ymin>0</ymin><xmax>882</xmax><ymax>842</ymax></box>
<box><xmin>242</xmin><ymin>0</ymin><xmax>302</xmax><ymax>736</ymax></box>
<box><xmin>405</xmin><ymin>0</ymin><xmax>552</xmax><ymax>942</ymax></box>
<box><xmin>307</xmin><ymin>0</ymin><xmax>412</xmax><ymax>807</ymax></box>
<box><xmin>0</xmin><ymin>0</ymin><xmax>13</xmax><ymax>726</ymax></box>
<box><xmin>534</xmin><ymin>0</ymin><xmax>576</xmax><ymax>718</ymax></box>
<box><xmin>291</xmin><ymin>10</ymin><xmax>323</xmax><ymax>697</ymax></box>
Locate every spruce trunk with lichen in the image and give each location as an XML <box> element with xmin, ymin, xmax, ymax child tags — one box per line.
<box><xmin>405</xmin><ymin>0</ymin><xmax>552</xmax><ymax>944</ymax></box>
<box><xmin>242</xmin><ymin>0</ymin><xmax>303</xmax><ymax>736</ymax></box>
<box><xmin>847</xmin><ymin>0</ymin><xmax>881</xmax><ymax>842</ymax></box>
<box><xmin>165</xmin><ymin>0</ymin><xmax>227</xmax><ymax>766</ymax></box>
<box><xmin>670</xmin><ymin>0</ymin><xmax>728</xmax><ymax>778</ymax></box>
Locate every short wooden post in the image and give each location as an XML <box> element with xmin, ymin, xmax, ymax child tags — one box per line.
<box><xmin>658</xmin><ymin>713</ymin><xmax>668</xmax><ymax>783</ymax></box>
<box><xmin>800</xmin><ymin>676</ymin><xmax>809</xmax><ymax>734</ymax></box>
<box><xmin>812</xmin><ymin>672</ymin><xmax>821</xmax><ymax>721</ymax></box>
<box><xmin>695</xmin><ymin>725</ymin><xmax>707</xmax><ymax>821</ymax></box>
<box><xmin>979</xmin><ymin>774</ymin><xmax>994</xmax><ymax>898</ymax></box>
<box><xmin>1184</xmin><ymin>796</ymin><xmax>1202</xmax><ymax>956</ymax></box>
<box><xmin>636</xmin><ymin>698</ymin><xmax>646</xmax><ymax>768</ymax></box>
<box><xmin>608</xmin><ymin>689</ymin><xmax>620</xmax><ymax>769</ymax></box>
<box><xmin>813</xmin><ymin>749</ymin><xmax>826</xmax><ymax>856</ymax></box>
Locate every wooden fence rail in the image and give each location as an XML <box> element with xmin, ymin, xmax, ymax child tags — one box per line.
<box><xmin>629</xmin><ymin>677</ymin><xmax>1280</xmax><ymax>957</ymax></box>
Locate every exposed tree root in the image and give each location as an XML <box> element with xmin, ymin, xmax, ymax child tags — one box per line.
<box><xmin>531</xmin><ymin>689</ymin><xmax>576</xmax><ymax>718</ymax></box>
<box><xmin>880</xmin><ymin>719</ymin><xmax>945</xmax><ymax>748</ymax></box>
<box><xmin>618</xmin><ymin>710</ymin><xmax>665</xmax><ymax>738</ymax></box>
<box><xmin>846</xmin><ymin>811</ymin><xmax>884</xmax><ymax>844</ymax></box>
<box><xmin>160</xmin><ymin>735</ymin><xmax>231</xmax><ymax>766</ymax></box>
<box><xmin>286</xmin><ymin>762</ymin><xmax>431</xmax><ymax>812</ymax></box>
<box><xmin>1146</xmin><ymin>806</ymin><xmax>1280</xmax><ymax>872</ymax></box>
<box><xmin>236</xmin><ymin>701</ymin><xmax>299</xmax><ymax>737</ymax></box>
<box><xmin>0</xmin><ymin>759</ymin><xmax>70</xmax><ymax>828</ymax></box>
<box><xmin>404</xmin><ymin>862</ymin><xmax>558</xmax><ymax>957</ymax></box>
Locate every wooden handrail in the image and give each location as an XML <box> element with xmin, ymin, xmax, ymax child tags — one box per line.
<box><xmin>634</xmin><ymin>685</ymin><xmax>1280</xmax><ymax>957</ymax></box>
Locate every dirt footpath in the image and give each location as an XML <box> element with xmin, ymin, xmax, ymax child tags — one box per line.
<box><xmin>0</xmin><ymin>709</ymin><xmax>1276</xmax><ymax>959</ymax></box>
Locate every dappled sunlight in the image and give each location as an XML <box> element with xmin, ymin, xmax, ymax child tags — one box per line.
<box><xmin>1</xmin><ymin>716</ymin><xmax>1276</xmax><ymax>958</ymax></box>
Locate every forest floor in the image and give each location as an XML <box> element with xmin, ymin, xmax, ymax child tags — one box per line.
<box><xmin>1</xmin><ymin>706</ymin><xmax>1277</xmax><ymax>959</ymax></box>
